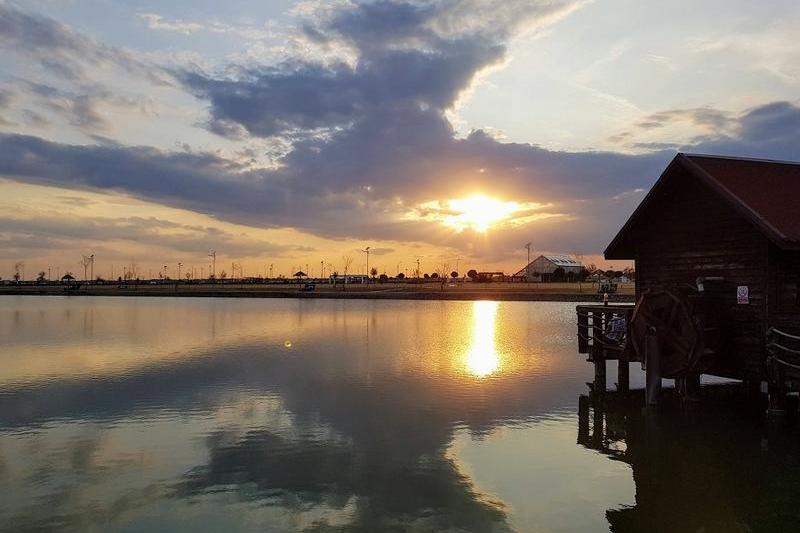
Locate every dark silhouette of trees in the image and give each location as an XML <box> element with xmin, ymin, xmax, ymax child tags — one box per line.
<box><xmin>450</xmin><ymin>271</ymin><xmax>458</xmax><ymax>278</ymax></box>
<box><xmin>467</xmin><ymin>269</ymin><xmax>478</xmax><ymax>280</ymax></box>
<box><xmin>396</xmin><ymin>272</ymin><xmax>405</xmax><ymax>280</ymax></box>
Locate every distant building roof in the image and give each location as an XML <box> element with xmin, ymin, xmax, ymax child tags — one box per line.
<box><xmin>513</xmin><ymin>254</ymin><xmax>583</xmax><ymax>277</ymax></box>
<box><xmin>540</xmin><ymin>255</ymin><xmax>582</xmax><ymax>267</ymax></box>
<box><xmin>606</xmin><ymin>153</ymin><xmax>800</xmax><ymax>258</ymax></box>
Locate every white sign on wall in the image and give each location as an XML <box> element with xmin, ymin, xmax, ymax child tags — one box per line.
<box><xmin>737</xmin><ymin>285</ymin><xmax>749</xmax><ymax>304</ymax></box>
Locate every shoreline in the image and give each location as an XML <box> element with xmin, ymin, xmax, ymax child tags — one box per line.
<box><xmin>0</xmin><ymin>285</ymin><xmax>634</xmax><ymax>303</ymax></box>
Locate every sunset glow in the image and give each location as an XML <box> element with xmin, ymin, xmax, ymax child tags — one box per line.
<box><xmin>445</xmin><ymin>195</ymin><xmax>522</xmax><ymax>233</ymax></box>
<box><xmin>465</xmin><ymin>301</ymin><xmax>501</xmax><ymax>377</ymax></box>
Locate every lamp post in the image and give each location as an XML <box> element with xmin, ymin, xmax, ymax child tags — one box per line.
<box><xmin>208</xmin><ymin>251</ymin><xmax>216</xmax><ymax>280</ymax></box>
<box><xmin>177</xmin><ymin>262</ymin><xmax>182</xmax><ymax>280</ymax></box>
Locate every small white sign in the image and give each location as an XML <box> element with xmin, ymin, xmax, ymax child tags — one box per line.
<box><xmin>737</xmin><ymin>285</ymin><xmax>749</xmax><ymax>304</ymax></box>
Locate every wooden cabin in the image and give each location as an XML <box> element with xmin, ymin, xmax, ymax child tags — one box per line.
<box><xmin>603</xmin><ymin>153</ymin><xmax>800</xmax><ymax>396</ymax></box>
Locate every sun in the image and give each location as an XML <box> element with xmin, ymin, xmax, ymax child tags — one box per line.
<box><xmin>444</xmin><ymin>195</ymin><xmax>521</xmax><ymax>233</ymax></box>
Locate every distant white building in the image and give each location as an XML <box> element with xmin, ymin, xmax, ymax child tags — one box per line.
<box><xmin>513</xmin><ymin>255</ymin><xmax>584</xmax><ymax>281</ymax></box>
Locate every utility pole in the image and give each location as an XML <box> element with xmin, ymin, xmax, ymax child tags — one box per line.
<box><xmin>90</xmin><ymin>254</ymin><xmax>95</xmax><ymax>281</ymax></box>
<box><xmin>525</xmin><ymin>242</ymin><xmax>532</xmax><ymax>284</ymax></box>
<box><xmin>269</xmin><ymin>264</ymin><xmax>273</xmax><ymax>278</ymax></box>
<box><xmin>321</xmin><ymin>260</ymin><xmax>324</xmax><ymax>279</ymax></box>
<box><xmin>208</xmin><ymin>251</ymin><xmax>216</xmax><ymax>280</ymax></box>
<box><xmin>178</xmin><ymin>262</ymin><xmax>182</xmax><ymax>280</ymax></box>
<box><xmin>415</xmin><ymin>257</ymin><xmax>421</xmax><ymax>278</ymax></box>
<box><xmin>362</xmin><ymin>247</ymin><xmax>370</xmax><ymax>279</ymax></box>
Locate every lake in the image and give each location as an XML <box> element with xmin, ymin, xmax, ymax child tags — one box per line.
<box><xmin>1</xmin><ymin>296</ymin><xmax>799</xmax><ymax>532</ymax></box>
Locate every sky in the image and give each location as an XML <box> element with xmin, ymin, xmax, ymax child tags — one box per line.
<box><xmin>0</xmin><ymin>0</ymin><xmax>799</xmax><ymax>280</ymax></box>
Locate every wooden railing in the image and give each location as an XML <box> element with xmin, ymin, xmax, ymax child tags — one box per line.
<box><xmin>576</xmin><ymin>304</ymin><xmax>635</xmax><ymax>356</ymax></box>
<box><xmin>577</xmin><ymin>303</ymin><xmax>636</xmax><ymax>393</ymax></box>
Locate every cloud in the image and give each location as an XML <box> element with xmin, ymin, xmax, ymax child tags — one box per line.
<box><xmin>634</xmin><ymin>107</ymin><xmax>733</xmax><ymax>131</ymax></box>
<box><xmin>609</xmin><ymin>101</ymin><xmax>800</xmax><ymax>161</ymax></box>
<box><xmin>0</xmin><ymin>4</ymin><xmax>171</xmax><ymax>85</ymax></box>
<box><xmin>139</xmin><ymin>13</ymin><xmax>272</xmax><ymax>40</ymax></box>
<box><xmin>0</xmin><ymin>212</ymin><xmax>313</xmax><ymax>259</ymax></box>
<box><xmin>14</xmin><ymin>80</ymin><xmax>155</xmax><ymax>133</ymax></box>
<box><xmin>689</xmin><ymin>100</ymin><xmax>800</xmax><ymax>161</ymax></box>
<box><xmin>1</xmin><ymin>1</ymin><xmax>798</xmax><ymax>259</ymax></box>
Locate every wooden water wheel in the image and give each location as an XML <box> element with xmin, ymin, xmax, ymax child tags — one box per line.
<box><xmin>630</xmin><ymin>289</ymin><xmax>718</xmax><ymax>378</ymax></box>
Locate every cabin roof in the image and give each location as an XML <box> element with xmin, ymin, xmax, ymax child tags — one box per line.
<box><xmin>605</xmin><ymin>153</ymin><xmax>800</xmax><ymax>259</ymax></box>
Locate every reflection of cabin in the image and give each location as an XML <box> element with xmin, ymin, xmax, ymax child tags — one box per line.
<box><xmin>578</xmin><ymin>388</ymin><xmax>800</xmax><ymax>533</ymax></box>
<box><xmin>603</xmin><ymin>153</ymin><xmax>800</xmax><ymax>400</ymax></box>
<box><xmin>514</xmin><ymin>255</ymin><xmax>583</xmax><ymax>281</ymax></box>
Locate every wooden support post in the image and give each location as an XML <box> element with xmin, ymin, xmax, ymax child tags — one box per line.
<box><xmin>768</xmin><ymin>360</ymin><xmax>787</xmax><ymax>416</ymax></box>
<box><xmin>577</xmin><ymin>309</ymin><xmax>589</xmax><ymax>354</ymax></box>
<box><xmin>594</xmin><ymin>350</ymin><xmax>606</xmax><ymax>394</ymax></box>
<box><xmin>678</xmin><ymin>374</ymin><xmax>701</xmax><ymax>402</ymax></box>
<box><xmin>645</xmin><ymin>327</ymin><xmax>661</xmax><ymax>406</ymax></box>
<box><xmin>617</xmin><ymin>357</ymin><xmax>630</xmax><ymax>393</ymax></box>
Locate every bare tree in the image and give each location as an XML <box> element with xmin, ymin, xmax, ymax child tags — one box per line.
<box><xmin>79</xmin><ymin>256</ymin><xmax>94</xmax><ymax>281</ymax></box>
<box><xmin>13</xmin><ymin>261</ymin><xmax>24</xmax><ymax>282</ymax></box>
<box><xmin>342</xmin><ymin>255</ymin><xmax>353</xmax><ymax>290</ymax></box>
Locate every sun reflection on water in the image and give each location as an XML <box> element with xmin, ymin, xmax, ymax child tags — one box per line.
<box><xmin>465</xmin><ymin>301</ymin><xmax>501</xmax><ymax>378</ymax></box>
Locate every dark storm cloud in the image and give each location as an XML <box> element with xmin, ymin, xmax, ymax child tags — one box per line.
<box><xmin>0</xmin><ymin>3</ymin><xmax>171</xmax><ymax>85</ymax></box>
<box><xmin>688</xmin><ymin>101</ymin><xmax>800</xmax><ymax>161</ymax></box>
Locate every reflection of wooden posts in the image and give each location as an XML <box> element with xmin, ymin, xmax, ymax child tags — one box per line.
<box><xmin>645</xmin><ymin>327</ymin><xmax>661</xmax><ymax>406</ymax></box>
<box><xmin>592</xmin><ymin>400</ymin><xmax>604</xmax><ymax>447</ymax></box>
<box><xmin>578</xmin><ymin>395</ymin><xmax>590</xmax><ymax>444</ymax></box>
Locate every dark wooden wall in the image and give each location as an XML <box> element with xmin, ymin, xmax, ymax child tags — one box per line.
<box><xmin>768</xmin><ymin>247</ymin><xmax>800</xmax><ymax>333</ymax></box>
<box><xmin>631</xmin><ymin>165</ymin><xmax>768</xmax><ymax>380</ymax></box>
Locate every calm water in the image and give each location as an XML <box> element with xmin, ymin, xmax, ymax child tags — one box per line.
<box><xmin>1</xmin><ymin>296</ymin><xmax>799</xmax><ymax>532</ymax></box>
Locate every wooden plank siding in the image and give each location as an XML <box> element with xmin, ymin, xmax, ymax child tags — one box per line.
<box><xmin>630</xmin><ymin>165</ymin><xmax>769</xmax><ymax>380</ymax></box>
<box><xmin>768</xmin><ymin>248</ymin><xmax>800</xmax><ymax>334</ymax></box>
